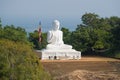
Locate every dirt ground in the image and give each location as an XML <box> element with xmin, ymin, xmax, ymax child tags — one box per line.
<box><xmin>41</xmin><ymin>56</ymin><xmax>120</xmax><ymax>80</ymax></box>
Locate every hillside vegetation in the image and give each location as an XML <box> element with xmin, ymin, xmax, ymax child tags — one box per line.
<box><xmin>0</xmin><ymin>22</ymin><xmax>51</xmax><ymax>80</ymax></box>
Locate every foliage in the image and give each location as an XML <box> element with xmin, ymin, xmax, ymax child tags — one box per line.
<box><xmin>81</xmin><ymin>13</ymin><xmax>100</xmax><ymax>27</ymax></box>
<box><xmin>110</xmin><ymin>17</ymin><xmax>120</xmax><ymax>50</ymax></box>
<box><xmin>60</xmin><ymin>13</ymin><xmax>120</xmax><ymax>58</ymax></box>
<box><xmin>71</xmin><ymin>13</ymin><xmax>111</xmax><ymax>53</ymax></box>
<box><xmin>61</xmin><ymin>27</ymin><xmax>72</xmax><ymax>44</ymax></box>
<box><xmin>29</xmin><ymin>30</ymin><xmax>47</xmax><ymax>50</ymax></box>
<box><xmin>0</xmin><ymin>25</ymin><xmax>28</xmax><ymax>43</ymax></box>
<box><xmin>0</xmin><ymin>39</ymin><xmax>51</xmax><ymax>80</ymax></box>
<box><xmin>114</xmin><ymin>51</ymin><xmax>120</xmax><ymax>59</ymax></box>
<box><xmin>0</xmin><ymin>19</ymin><xmax>2</xmax><ymax>28</ymax></box>
<box><xmin>0</xmin><ymin>21</ymin><xmax>52</xmax><ymax>79</ymax></box>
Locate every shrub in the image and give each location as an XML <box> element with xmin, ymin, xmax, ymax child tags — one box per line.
<box><xmin>0</xmin><ymin>39</ymin><xmax>51</xmax><ymax>80</ymax></box>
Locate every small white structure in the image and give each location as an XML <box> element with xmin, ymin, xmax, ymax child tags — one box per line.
<box><xmin>37</xmin><ymin>20</ymin><xmax>81</xmax><ymax>60</ymax></box>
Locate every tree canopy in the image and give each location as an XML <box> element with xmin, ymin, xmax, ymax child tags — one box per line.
<box><xmin>29</xmin><ymin>30</ymin><xmax>47</xmax><ymax>49</ymax></box>
<box><xmin>0</xmin><ymin>24</ymin><xmax>28</xmax><ymax>43</ymax></box>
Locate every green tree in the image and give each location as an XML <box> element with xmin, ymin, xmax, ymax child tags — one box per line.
<box><xmin>29</xmin><ymin>30</ymin><xmax>47</xmax><ymax>50</ymax></box>
<box><xmin>61</xmin><ymin>27</ymin><xmax>71</xmax><ymax>44</ymax></box>
<box><xmin>71</xmin><ymin>26</ymin><xmax>91</xmax><ymax>52</ymax></box>
<box><xmin>0</xmin><ymin>18</ymin><xmax>2</xmax><ymax>28</ymax></box>
<box><xmin>109</xmin><ymin>17</ymin><xmax>120</xmax><ymax>57</ymax></box>
<box><xmin>0</xmin><ymin>39</ymin><xmax>51</xmax><ymax>80</ymax></box>
<box><xmin>0</xmin><ymin>19</ymin><xmax>3</xmax><ymax>38</ymax></box>
<box><xmin>0</xmin><ymin>25</ymin><xmax>28</xmax><ymax>43</ymax></box>
<box><xmin>72</xmin><ymin>13</ymin><xmax>112</xmax><ymax>54</ymax></box>
<box><xmin>81</xmin><ymin>13</ymin><xmax>100</xmax><ymax>28</ymax></box>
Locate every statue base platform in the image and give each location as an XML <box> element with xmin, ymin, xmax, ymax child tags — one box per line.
<box><xmin>36</xmin><ymin>49</ymin><xmax>81</xmax><ymax>60</ymax></box>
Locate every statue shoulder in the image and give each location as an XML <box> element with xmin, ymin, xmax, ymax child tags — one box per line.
<box><xmin>58</xmin><ymin>30</ymin><xmax>62</xmax><ymax>32</ymax></box>
<box><xmin>48</xmin><ymin>30</ymin><xmax>52</xmax><ymax>32</ymax></box>
<box><xmin>59</xmin><ymin>30</ymin><xmax>63</xmax><ymax>34</ymax></box>
<box><xmin>47</xmin><ymin>31</ymin><xmax>52</xmax><ymax>36</ymax></box>
<box><xmin>57</xmin><ymin>30</ymin><xmax>63</xmax><ymax>35</ymax></box>
<box><xmin>48</xmin><ymin>30</ymin><xmax>52</xmax><ymax>33</ymax></box>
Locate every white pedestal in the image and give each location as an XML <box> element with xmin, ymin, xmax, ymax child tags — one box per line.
<box><xmin>36</xmin><ymin>49</ymin><xmax>81</xmax><ymax>60</ymax></box>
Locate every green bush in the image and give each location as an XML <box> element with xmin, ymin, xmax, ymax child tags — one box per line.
<box><xmin>29</xmin><ymin>30</ymin><xmax>47</xmax><ymax>50</ymax></box>
<box><xmin>0</xmin><ymin>39</ymin><xmax>51</xmax><ymax>80</ymax></box>
<box><xmin>114</xmin><ymin>51</ymin><xmax>120</xmax><ymax>59</ymax></box>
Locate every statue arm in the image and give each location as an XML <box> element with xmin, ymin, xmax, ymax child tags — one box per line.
<box><xmin>47</xmin><ymin>31</ymin><xmax>53</xmax><ymax>43</ymax></box>
<box><xmin>60</xmin><ymin>31</ymin><xmax>64</xmax><ymax>44</ymax></box>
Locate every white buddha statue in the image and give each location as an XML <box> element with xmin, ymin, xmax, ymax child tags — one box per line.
<box><xmin>46</xmin><ymin>20</ymin><xmax>72</xmax><ymax>50</ymax></box>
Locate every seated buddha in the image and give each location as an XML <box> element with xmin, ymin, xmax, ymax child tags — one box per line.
<box><xmin>46</xmin><ymin>20</ymin><xmax>72</xmax><ymax>50</ymax></box>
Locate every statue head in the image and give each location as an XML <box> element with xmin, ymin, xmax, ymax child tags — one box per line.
<box><xmin>52</xmin><ymin>20</ymin><xmax>60</xmax><ymax>30</ymax></box>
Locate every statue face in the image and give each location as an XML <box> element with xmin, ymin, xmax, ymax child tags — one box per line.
<box><xmin>53</xmin><ymin>20</ymin><xmax>60</xmax><ymax>30</ymax></box>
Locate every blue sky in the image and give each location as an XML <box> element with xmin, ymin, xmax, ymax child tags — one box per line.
<box><xmin>0</xmin><ymin>0</ymin><xmax>120</xmax><ymax>32</ymax></box>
